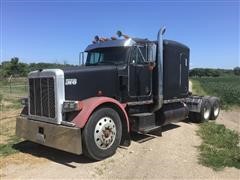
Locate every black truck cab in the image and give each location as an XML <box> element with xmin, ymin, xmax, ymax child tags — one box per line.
<box><xmin>16</xmin><ymin>27</ymin><xmax>220</xmax><ymax>161</ymax></box>
<box><xmin>69</xmin><ymin>37</ymin><xmax>189</xmax><ymax>106</ymax></box>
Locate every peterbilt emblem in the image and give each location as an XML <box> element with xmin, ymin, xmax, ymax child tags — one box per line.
<box><xmin>65</xmin><ymin>79</ymin><xmax>77</xmax><ymax>85</ymax></box>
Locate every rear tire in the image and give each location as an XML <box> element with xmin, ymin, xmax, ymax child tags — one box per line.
<box><xmin>189</xmin><ymin>111</ymin><xmax>196</xmax><ymax>122</ymax></box>
<box><xmin>192</xmin><ymin>98</ymin><xmax>211</xmax><ymax>123</ymax></box>
<box><xmin>208</xmin><ymin>97</ymin><xmax>220</xmax><ymax>120</ymax></box>
<box><xmin>82</xmin><ymin>107</ymin><xmax>122</xmax><ymax>161</ymax></box>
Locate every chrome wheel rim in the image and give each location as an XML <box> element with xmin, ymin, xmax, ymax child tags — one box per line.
<box><xmin>203</xmin><ymin>107</ymin><xmax>210</xmax><ymax>119</ymax></box>
<box><xmin>213</xmin><ymin>105</ymin><xmax>220</xmax><ymax>116</ymax></box>
<box><xmin>94</xmin><ymin>117</ymin><xmax>116</xmax><ymax>150</ymax></box>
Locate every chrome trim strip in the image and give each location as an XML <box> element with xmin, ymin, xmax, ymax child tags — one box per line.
<box><xmin>127</xmin><ymin>100</ymin><xmax>153</xmax><ymax>106</ymax></box>
<box><xmin>47</xmin><ymin>78</ymin><xmax>50</xmax><ymax>117</ymax></box>
<box><xmin>40</xmin><ymin>78</ymin><xmax>43</xmax><ymax>116</ymax></box>
<box><xmin>33</xmin><ymin>79</ymin><xmax>36</xmax><ymax>114</ymax></box>
<box><xmin>61</xmin><ymin>121</ymin><xmax>76</xmax><ymax>127</ymax></box>
<box><xmin>163</xmin><ymin>98</ymin><xmax>186</xmax><ymax>104</ymax></box>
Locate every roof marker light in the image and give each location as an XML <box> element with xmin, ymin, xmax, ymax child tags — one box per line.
<box><xmin>94</xmin><ymin>35</ymin><xmax>100</xmax><ymax>42</ymax></box>
<box><xmin>111</xmin><ymin>36</ymin><xmax>117</xmax><ymax>40</ymax></box>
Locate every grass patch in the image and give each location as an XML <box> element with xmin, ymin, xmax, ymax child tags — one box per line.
<box><xmin>197</xmin><ymin>122</ymin><xmax>240</xmax><ymax>170</ymax></box>
<box><xmin>190</xmin><ymin>79</ymin><xmax>207</xmax><ymax>96</ymax></box>
<box><xmin>191</xmin><ymin>76</ymin><xmax>240</xmax><ymax>108</ymax></box>
<box><xmin>0</xmin><ymin>136</ymin><xmax>22</xmax><ymax>157</ymax></box>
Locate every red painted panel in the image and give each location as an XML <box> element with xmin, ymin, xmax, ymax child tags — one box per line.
<box><xmin>72</xmin><ymin>97</ymin><xmax>129</xmax><ymax>131</ymax></box>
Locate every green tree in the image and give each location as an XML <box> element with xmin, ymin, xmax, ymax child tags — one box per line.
<box><xmin>190</xmin><ymin>68</ymin><xmax>226</xmax><ymax>77</ymax></box>
<box><xmin>0</xmin><ymin>58</ymin><xmax>77</xmax><ymax>78</ymax></box>
<box><xmin>0</xmin><ymin>57</ymin><xmax>28</xmax><ymax>77</ymax></box>
<box><xmin>233</xmin><ymin>67</ymin><xmax>240</xmax><ymax>76</ymax></box>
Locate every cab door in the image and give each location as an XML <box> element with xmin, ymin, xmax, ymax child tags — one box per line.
<box><xmin>128</xmin><ymin>46</ymin><xmax>152</xmax><ymax>99</ymax></box>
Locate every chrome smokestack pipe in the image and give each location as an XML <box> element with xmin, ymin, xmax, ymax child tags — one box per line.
<box><xmin>153</xmin><ymin>26</ymin><xmax>166</xmax><ymax>112</ymax></box>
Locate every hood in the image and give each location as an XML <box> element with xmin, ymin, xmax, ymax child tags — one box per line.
<box><xmin>64</xmin><ymin>65</ymin><xmax>119</xmax><ymax>101</ymax></box>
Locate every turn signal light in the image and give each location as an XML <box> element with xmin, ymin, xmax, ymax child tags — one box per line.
<box><xmin>63</xmin><ymin>101</ymin><xmax>82</xmax><ymax>112</ymax></box>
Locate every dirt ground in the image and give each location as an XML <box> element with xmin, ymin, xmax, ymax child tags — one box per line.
<box><xmin>0</xmin><ymin>109</ymin><xmax>239</xmax><ymax>179</ymax></box>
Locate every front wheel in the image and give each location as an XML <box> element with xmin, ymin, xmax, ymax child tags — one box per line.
<box><xmin>82</xmin><ymin>107</ymin><xmax>122</xmax><ymax>161</ymax></box>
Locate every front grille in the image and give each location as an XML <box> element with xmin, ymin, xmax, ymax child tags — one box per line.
<box><xmin>29</xmin><ymin>77</ymin><xmax>55</xmax><ymax>118</ymax></box>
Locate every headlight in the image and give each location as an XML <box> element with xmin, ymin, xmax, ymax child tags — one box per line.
<box><xmin>63</xmin><ymin>101</ymin><xmax>82</xmax><ymax>112</ymax></box>
<box><xmin>20</xmin><ymin>97</ymin><xmax>28</xmax><ymax>106</ymax></box>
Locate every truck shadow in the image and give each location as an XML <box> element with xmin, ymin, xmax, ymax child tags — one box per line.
<box><xmin>131</xmin><ymin>123</ymin><xmax>180</xmax><ymax>143</ymax></box>
<box><xmin>13</xmin><ymin>123</ymin><xmax>180</xmax><ymax>167</ymax></box>
<box><xmin>13</xmin><ymin>141</ymin><xmax>93</xmax><ymax>167</ymax></box>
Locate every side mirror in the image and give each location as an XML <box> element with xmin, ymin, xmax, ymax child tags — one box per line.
<box><xmin>79</xmin><ymin>52</ymin><xmax>87</xmax><ymax>66</ymax></box>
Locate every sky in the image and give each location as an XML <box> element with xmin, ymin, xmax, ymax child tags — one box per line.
<box><xmin>0</xmin><ymin>0</ymin><xmax>239</xmax><ymax>69</ymax></box>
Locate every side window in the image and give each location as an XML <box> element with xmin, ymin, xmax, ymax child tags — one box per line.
<box><xmin>89</xmin><ymin>52</ymin><xmax>102</xmax><ymax>64</ymax></box>
<box><xmin>129</xmin><ymin>47</ymin><xmax>136</xmax><ymax>64</ymax></box>
<box><xmin>139</xmin><ymin>44</ymin><xmax>156</xmax><ymax>62</ymax></box>
<box><xmin>130</xmin><ymin>46</ymin><xmax>145</xmax><ymax>64</ymax></box>
<box><xmin>139</xmin><ymin>46</ymin><xmax>147</xmax><ymax>61</ymax></box>
<box><xmin>147</xmin><ymin>44</ymin><xmax>156</xmax><ymax>62</ymax></box>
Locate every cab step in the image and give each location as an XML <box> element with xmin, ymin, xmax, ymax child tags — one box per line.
<box><xmin>130</xmin><ymin>113</ymin><xmax>153</xmax><ymax>117</ymax></box>
<box><xmin>138</xmin><ymin>125</ymin><xmax>162</xmax><ymax>135</ymax></box>
<box><xmin>130</xmin><ymin>112</ymin><xmax>162</xmax><ymax>135</ymax></box>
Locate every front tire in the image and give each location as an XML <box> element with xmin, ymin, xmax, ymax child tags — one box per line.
<box><xmin>82</xmin><ymin>107</ymin><xmax>122</xmax><ymax>161</ymax></box>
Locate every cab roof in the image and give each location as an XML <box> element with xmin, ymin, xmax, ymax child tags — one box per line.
<box><xmin>85</xmin><ymin>38</ymin><xmax>153</xmax><ymax>52</ymax></box>
<box><xmin>85</xmin><ymin>39</ymin><xmax>136</xmax><ymax>52</ymax></box>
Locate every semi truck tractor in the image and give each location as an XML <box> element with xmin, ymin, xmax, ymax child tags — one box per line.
<box><xmin>16</xmin><ymin>27</ymin><xmax>220</xmax><ymax>160</ymax></box>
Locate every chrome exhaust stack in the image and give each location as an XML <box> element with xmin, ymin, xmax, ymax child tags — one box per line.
<box><xmin>153</xmin><ymin>26</ymin><xmax>166</xmax><ymax>112</ymax></box>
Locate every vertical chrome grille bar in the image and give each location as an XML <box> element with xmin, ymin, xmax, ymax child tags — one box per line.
<box><xmin>40</xmin><ymin>78</ymin><xmax>43</xmax><ymax>116</ymax></box>
<box><xmin>47</xmin><ymin>78</ymin><xmax>50</xmax><ymax>118</ymax></box>
<box><xmin>33</xmin><ymin>79</ymin><xmax>36</xmax><ymax>115</ymax></box>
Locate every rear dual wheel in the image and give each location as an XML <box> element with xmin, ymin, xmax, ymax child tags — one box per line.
<box><xmin>190</xmin><ymin>97</ymin><xmax>220</xmax><ymax>123</ymax></box>
<box><xmin>194</xmin><ymin>98</ymin><xmax>211</xmax><ymax>123</ymax></box>
<box><xmin>208</xmin><ymin>97</ymin><xmax>220</xmax><ymax>120</ymax></box>
<box><xmin>82</xmin><ymin>107</ymin><xmax>122</xmax><ymax>161</ymax></box>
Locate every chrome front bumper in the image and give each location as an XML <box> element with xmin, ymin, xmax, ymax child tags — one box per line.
<box><xmin>16</xmin><ymin>116</ymin><xmax>82</xmax><ymax>155</ymax></box>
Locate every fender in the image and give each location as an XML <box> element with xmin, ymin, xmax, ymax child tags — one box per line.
<box><xmin>72</xmin><ymin>97</ymin><xmax>130</xmax><ymax>132</ymax></box>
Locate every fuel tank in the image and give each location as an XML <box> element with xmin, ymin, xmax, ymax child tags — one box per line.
<box><xmin>64</xmin><ymin>66</ymin><xmax>118</xmax><ymax>100</ymax></box>
<box><xmin>157</xmin><ymin>102</ymin><xmax>189</xmax><ymax>125</ymax></box>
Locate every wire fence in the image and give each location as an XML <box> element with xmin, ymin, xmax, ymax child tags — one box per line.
<box><xmin>1</xmin><ymin>77</ymin><xmax>28</xmax><ymax>94</ymax></box>
<box><xmin>0</xmin><ymin>77</ymin><xmax>28</xmax><ymax>120</ymax></box>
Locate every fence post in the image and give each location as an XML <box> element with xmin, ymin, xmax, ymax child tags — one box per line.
<box><xmin>25</xmin><ymin>79</ymin><xmax>27</xmax><ymax>92</ymax></box>
<box><xmin>8</xmin><ymin>75</ymin><xmax>13</xmax><ymax>94</ymax></box>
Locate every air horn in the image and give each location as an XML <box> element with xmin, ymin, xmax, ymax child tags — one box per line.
<box><xmin>116</xmin><ymin>31</ymin><xmax>130</xmax><ymax>39</ymax></box>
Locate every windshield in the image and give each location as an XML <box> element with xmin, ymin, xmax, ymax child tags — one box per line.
<box><xmin>85</xmin><ymin>47</ymin><xmax>129</xmax><ymax>66</ymax></box>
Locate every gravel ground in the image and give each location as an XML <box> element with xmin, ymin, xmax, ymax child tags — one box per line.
<box><xmin>0</xmin><ymin>109</ymin><xmax>239</xmax><ymax>179</ymax></box>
